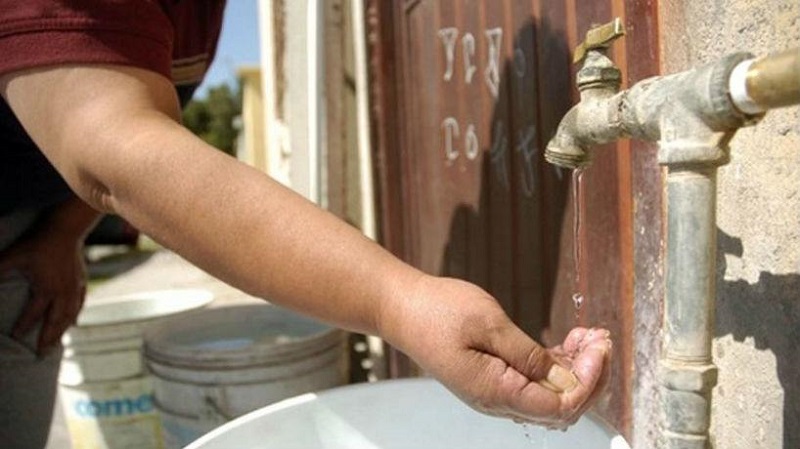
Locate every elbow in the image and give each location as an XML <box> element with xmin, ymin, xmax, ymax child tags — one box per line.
<box><xmin>57</xmin><ymin>109</ymin><xmax>183</xmax><ymax>215</ymax></box>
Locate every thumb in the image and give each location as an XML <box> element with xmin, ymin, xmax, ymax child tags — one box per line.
<box><xmin>487</xmin><ymin>321</ymin><xmax>578</xmax><ymax>392</ymax></box>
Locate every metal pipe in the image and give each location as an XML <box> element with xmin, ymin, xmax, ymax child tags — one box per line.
<box><xmin>659</xmin><ymin>168</ymin><xmax>719</xmax><ymax>449</ymax></box>
<box><xmin>545</xmin><ymin>51</ymin><xmax>754</xmax><ymax>170</ymax></box>
<box><xmin>730</xmin><ymin>48</ymin><xmax>800</xmax><ymax>114</ymax></box>
<box><xmin>544</xmin><ymin>19</ymin><xmax>800</xmax><ymax>449</ymax></box>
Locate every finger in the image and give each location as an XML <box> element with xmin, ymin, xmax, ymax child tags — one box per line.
<box><xmin>487</xmin><ymin>321</ymin><xmax>579</xmax><ymax>392</ymax></box>
<box><xmin>585</xmin><ymin>336</ymin><xmax>613</xmax><ymax>402</ymax></box>
<box><xmin>566</xmin><ymin>336</ymin><xmax>613</xmax><ymax>425</ymax></box>
<box><xmin>39</xmin><ymin>291</ymin><xmax>69</xmax><ymax>351</ymax></box>
<box><xmin>12</xmin><ymin>289</ymin><xmax>50</xmax><ymax>339</ymax></box>
<box><xmin>561</xmin><ymin>327</ymin><xmax>591</xmax><ymax>355</ymax></box>
<box><xmin>561</xmin><ymin>336</ymin><xmax>611</xmax><ymax>419</ymax></box>
<box><xmin>45</xmin><ymin>285</ymin><xmax>87</xmax><ymax>348</ymax></box>
<box><xmin>504</xmin><ymin>381</ymin><xmax>565</xmax><ymax>421</ymax></box>
<box><xmin>580</xmin><ymin>328</ymin><xmax>611</xmax><ymax>347</ymax></box>
<box><xmin>40</xmin><ymin>315</ymin><xmax>72</xmax><ymax>353</ymax></box>
<box><xmin>455</xmin><ymin>347</ymin><xmax>558</xmax><ymax>423</ymax></box>
<box><xmin>69</xmin><ymin>283</ymin><xmax>87</xmax><ymax>325</ymax></box>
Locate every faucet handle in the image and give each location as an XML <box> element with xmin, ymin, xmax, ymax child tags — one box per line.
<box><xmin>573</xmin><ymin>17</ymin><xmax>626</xmax><ymax>64</ymax></box>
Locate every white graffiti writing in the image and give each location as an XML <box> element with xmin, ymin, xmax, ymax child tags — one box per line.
<box><xmin>462</xmin><ymin>32</ymin><xmax>477</xmax><ymax>84</ymax></box>
<box><xmin>484</xmin><ymin>28</ymin><xmax>503</xmax><ymax>98</ymax></box>
<box><xmin>438</xmin><ymin>27</ymin><xmax>459</xmax><ymax>82</ymax></box>
<box><xmin>438</xmin><ymin>26</ymin><xmax>508</xmax><ymax>91</ymax></box>
<box><xmin>441</xmin><ymin>117</ymin><xmax>460</xmax><ymax>162</ymax></box>
<box><xmin>465</xmin><ymin>124</ymin><xmax>479</xmax><ymax>160</ymax></box>
<box><xmin>513</xmin><ymin>46</ymin><xmax>527</xmax><ymax>78</ymax></box>
<box><xmin>490</xmin><ymin>121</ymin><xmax>510</xmax><ymax>189</ymax></box>
<box><xmin>517</xmin><ymin>125</ymin><xmax>537</xmax><ymax>197</ymax></box>
<box><xmin>441</xmin><ymin>118</ymin><xmax>481</xmax><ymax>162</ymax></box>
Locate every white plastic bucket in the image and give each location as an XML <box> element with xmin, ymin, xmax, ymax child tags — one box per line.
<box><xmin>143</xmin><ymin>304</ymin><xmax>348</xmax><ymax>449</ymax></box>
<box><xmin>186</xmin><ymin>378</ymin><xmax>631</xmax><ymax>449</ymax></box>
<box><xmin>59</xmin><ymin>289</ymin><xmax>214</xmax><ymax>449</ymax></box>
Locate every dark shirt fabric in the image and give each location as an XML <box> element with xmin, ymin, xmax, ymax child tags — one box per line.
<box><xmin>0</xmin><ymin>0</ymin><xmax>226</xmax><ymax>215</ymax></box>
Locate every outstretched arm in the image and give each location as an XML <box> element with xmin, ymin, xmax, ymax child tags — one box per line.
<box><xmin>1</xmin><ymin>64</ymin><xmax>610</xmax><ymax>425</ymax></box>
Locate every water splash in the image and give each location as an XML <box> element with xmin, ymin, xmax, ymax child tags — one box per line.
<box><xmin>520</xmin><ymin>423</ymin><xmax>551</xmax><ymax>448</ymax></box>
<box><xmin>522</xmin><ymin>423</ymin><xmax>532</xmax><ymax>442</ymax></box>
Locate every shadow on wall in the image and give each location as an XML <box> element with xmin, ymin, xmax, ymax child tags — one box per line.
<box><xmin>716</xmin><ymin>229</ymin><xmax>800</xmax><ymax>448</ymax></box>
<box><xmin>439</xmin><ymin>15</ymin><xmax>571</xmax><ymax>339</ymax></box>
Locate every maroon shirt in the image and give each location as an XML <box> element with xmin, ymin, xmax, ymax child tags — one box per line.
<box><xmin>0</xmin><ymin>0</ymin><xmax>227</xmax><ymax>213</ymax></box>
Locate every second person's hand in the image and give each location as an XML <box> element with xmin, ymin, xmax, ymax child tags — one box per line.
<box><xmin>0</xmin><ymin>225</ymin><xmax>87</xmax><ymax>354</ymax></box>
<box><xmin>0</xmin><ymin>197</ymin><xmax>100</xmax><ymax>354</ymax></box>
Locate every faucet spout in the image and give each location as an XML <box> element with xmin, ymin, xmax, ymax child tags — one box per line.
<box><xmin>545</xmin><ymin>50</ymin><xmax>626</xmax><ymax>169</ymax></box>
<box><xmin>544</xmin><ymin>106</ymin><xmax>591</xmax><ymax>169</ymax></box>
<box><xmin>544</xmin><ymin>95</ymin><xmax>623</xmax><ymax>169</ymax></box>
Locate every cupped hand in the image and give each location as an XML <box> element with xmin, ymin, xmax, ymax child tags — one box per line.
<box><xmin>0</xmin><ymin>228</ymin><xmax>87</xmax><ymax>354</ymax></box>
<box><xmin>382</xmin><ymin>275</ymin><xmax>611</xmax><ymax>429</ymax></box>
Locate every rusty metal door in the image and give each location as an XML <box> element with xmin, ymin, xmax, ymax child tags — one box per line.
<box><xmin>367</xmin><ymin>0</ymin><xmax>662</xmax><ymax>438</ymax></box>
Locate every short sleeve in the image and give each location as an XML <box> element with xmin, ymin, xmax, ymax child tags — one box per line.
<box><xmin>0</xmin><ymin>0</ymin><xmax>174</xmax><ymax>80</ymax></box>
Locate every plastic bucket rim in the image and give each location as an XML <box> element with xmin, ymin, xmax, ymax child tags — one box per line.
<box><xmin>183</xmin><ymin>378</ymin><xmax>632</xmax><ymax>449</ymax></box>
<box><xmin>143</xmin><ymin>305</ymin><xmax>343</xmax><ymax>366</ymax></box>
<box><xmin>74</xmin><ymin>288</ymin><xmax>214</xmax><ymax>328</ymax></box>
<box><xmin>144</xmin><ymin>330</ymin><xmax>346</xmax><ymax>369</ymax></box>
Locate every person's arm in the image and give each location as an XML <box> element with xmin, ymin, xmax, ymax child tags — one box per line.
<box><xmin>0</xmin><ymin>195</ymin><xmax>101</xmax><ymax>352</ymax></box>
<box><xmin>1</xmin><ymin>64</ymin><xmax>610</xmax><ymax>425</ymax></box>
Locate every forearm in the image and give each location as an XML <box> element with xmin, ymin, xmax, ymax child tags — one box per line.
<box><xmin>2</xmin><ymin>65</ymin><xmax>421</xmax><ymax>340</ymax></box>
<box><xmin>94</xmin><ymin>117</ymin><xmax>422</xmax><ymax>337</ymax></box>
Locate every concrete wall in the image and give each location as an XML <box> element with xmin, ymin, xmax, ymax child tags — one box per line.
<box><xmin>660</xmin><ymin>1</ymin><xmax>800</xmax><ymax>448</ymax></box>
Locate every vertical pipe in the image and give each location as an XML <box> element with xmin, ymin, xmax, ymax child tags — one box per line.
<box><xmin>660</xmin><ymin>167</ymin><xmax>719</xmax><ymax>449</ymax></box>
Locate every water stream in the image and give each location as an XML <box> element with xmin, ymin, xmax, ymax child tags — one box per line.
<box><xmin>572</xmin><ymin>168</ymin><xmax>586</xmax><ymax>318</ymax></box>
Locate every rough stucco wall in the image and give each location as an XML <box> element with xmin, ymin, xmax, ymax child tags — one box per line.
<box><xmin>660</xmin><ymin>1</ymin><xmax>800</xmax><ymax>448</ymax></box>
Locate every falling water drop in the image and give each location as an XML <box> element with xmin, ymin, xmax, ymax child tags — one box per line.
<box><xmin>572</xmin><ymin>293</ymin><xmax>584</xmax><ymax>310</ymax></box>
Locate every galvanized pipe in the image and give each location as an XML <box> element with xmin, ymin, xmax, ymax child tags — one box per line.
<box><xmin>544</xmin><ymin>30</ymin><xmax>800</xmax><ymax>448</ymax></box>
<box><xmin>659</xmin><ymin>168</ymin><xmax>720</xmax><ymax>449</ymax></box>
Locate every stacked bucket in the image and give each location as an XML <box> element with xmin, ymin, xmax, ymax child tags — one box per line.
<box><xmin>59</xmin><ymin>291</ymin><xmax>347</xmax><ymax>449</ymax></box>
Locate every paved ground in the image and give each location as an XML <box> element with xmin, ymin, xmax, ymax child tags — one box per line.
<box><xmin>46</xmin><ymin>245</ymin><xmax>263</xmax><ymax>449</ymax></box>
